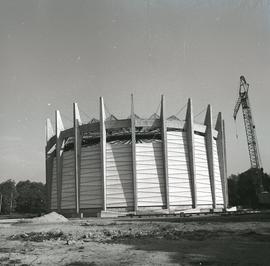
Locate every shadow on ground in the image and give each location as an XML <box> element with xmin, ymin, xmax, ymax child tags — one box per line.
<box><xmin>116</xmin><ymin>231</ymin><xmax>270</xmax><ymax>266</ymax></box>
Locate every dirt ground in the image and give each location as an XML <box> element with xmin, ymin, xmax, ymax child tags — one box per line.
<box><xmin>1</xmin><ymin>213</ymin><xmax>270</xmax><ymax>265</ymax></box>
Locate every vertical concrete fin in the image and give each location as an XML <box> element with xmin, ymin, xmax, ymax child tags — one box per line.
<box><xmin>160</xmin><ymin>95</ymin><xmax>170</xmax><ymax>209</ymax></box>
<box><xmin>100</xmin><ymin>97</ymin><xmax>107</xmax><ymax>211</ymax></box>
<box><xmin>204</xmin><ymin>105</ymin><xmax>216</xmax><ymax>208</ymax></box>
<box><xmin>223</xmin><ymin>119</ymin><xmax>228</xmax><ymax>207</ymax></box>
<box><xmin>131</xmin><ymin>94</ymin><xmax>138</xmax><ymax>212</ymax></box>
<box><xmin>215</xmin><ymin>112</ymin><xmax>227</xmax><ymax>207</ymax></box>
<box><xmin>45</xmin><ymin>118</ymin><xmax>54</xmax><ymax>211</ymax></box>
<box><xmin>215</xmin><ymin>112</ymin><xmax>222</xmax><ymax>131</ymax></box>
<box><xmin>74</xmin><ymin>102</ymin><xmax>82</xmax><ymax>125</ymax></box>
<box><xmin>56</xmin><ymin>110</ymin><xmax>64</xmax><ymax>135</ymax></box>
<box><xmin>217</xmin><ymin>116</ymin><xmax>228</xmax><ymax>208</ymax></box>
<box><xmin>55</xmin><ymin>110</ymin><xmax>64</xmax><ymax>213</ymax></box>
<box><xmin>46</xmin><ymin>118</ymin><xmax>54</xmax><ymax>143</ymax></box>
<box><xmin>185</xmin><ymin>98</ymin><xmax>197</xmax><ymax>208</ymax></box>
<box><xmin>73</xmin><ymin>103</ymin><xmax>81</xmax><ymax>215</ymax></box>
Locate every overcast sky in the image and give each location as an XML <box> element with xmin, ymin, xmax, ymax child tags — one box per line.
<box><xmin>0</xmin><ymin>0</ymin><xmax>269</xmax><ymax>183</ymax></box>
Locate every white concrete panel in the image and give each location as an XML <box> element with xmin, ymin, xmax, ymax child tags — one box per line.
<box><xmin>80</xmin><ymin>145</ymin><xmax>102</xmax><ymax>208</ymax></box>
<box><xmin>194</xmin><ymin>134</ymin><xmax>213</xmax><ymax>205</ymax></box>
<box><xmin>213</xmin><ymin>140</ymin><xmax>224</xmax><ymax>205</ymax></box>
<box><xmin>106</xmin><ymin>143</ymin><xmax>134</xmax><ymax>208</ymax></box>
<box><xmin>61</xmin><ymin>151</ymin><xmax>75</xmax><ymax>209</ymax></box>
<box><xmin>167</xmin><ymin>131</ymin><xmax>193</xmax><ymax>206</ymax></box>
<box><xmin>50</xmin><ymin>158</ymin><xmax>57</xmax><ymax>210</ymax></box>
<box><xmin>136</xmin><ymin>141</ymin><xmax>166</xmax><ymax>207</ymax></box>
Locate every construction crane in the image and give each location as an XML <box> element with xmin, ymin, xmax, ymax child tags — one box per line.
<box><xmin>233</xmin><ymin>76</ymin><xmax>262</xmax><ymax>169</ymax></box>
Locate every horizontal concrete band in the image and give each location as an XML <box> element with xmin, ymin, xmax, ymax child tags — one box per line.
<box><xmin>46</xmin><ymin>119</ymin><xmax>216</xmax><ymax>152</ymax></box>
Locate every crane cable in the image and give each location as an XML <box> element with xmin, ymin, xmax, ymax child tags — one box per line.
<box><xmin>175</xmin><ymin>103</ymin><xmax>187</xmax><ymax>119</ymax></box>
<box><xmin>78</xmin><ymin>106</ymin><xmax>92</xmax><ymax>122</ymax></box>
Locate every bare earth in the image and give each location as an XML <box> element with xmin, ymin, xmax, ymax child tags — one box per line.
<box><xmin>1</xmin><ymin>213</ymin><xmax>270</xmax><ymax>265</ymax></box>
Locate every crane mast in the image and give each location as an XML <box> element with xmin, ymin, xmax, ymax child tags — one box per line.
<box><xmin>233</xmin><ymin>76</ymin><xmax>261</xmax><ymax>169</ymax></box>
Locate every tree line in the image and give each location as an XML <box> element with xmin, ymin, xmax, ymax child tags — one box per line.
<box><xmin>1</xmin><ymin>169</ymin><xmax>269</xmax><ymax>214</ymax></box>
<box><xmin>0</xmin><ymin>180</ymin><xmax>47</xmax><ymax>214</ymax></box>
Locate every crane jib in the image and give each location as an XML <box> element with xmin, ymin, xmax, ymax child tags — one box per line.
<box><xmin>233</xmin><ymin>76</ymin><xmax>262</xmax><ymax>170</ymax></box>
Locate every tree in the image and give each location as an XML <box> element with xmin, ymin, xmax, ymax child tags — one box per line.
<box><xmin>227</xmin><ymin>174</ymin><xmax>239</xmax><ymax>207</ymax></box>
<box><xmin>228</xmin><ymin>169</ymin><xmax>270</xmax><ymax>208</ymax></box>
<box><xmin>0</xmin><ymin>180</ymin><xmax>16</xmax><ymax>214</ymax></box>
<box><xmin>15</xmin><ymin>181</ymin><xmax>47</xmax><ymax>213</ymax></box>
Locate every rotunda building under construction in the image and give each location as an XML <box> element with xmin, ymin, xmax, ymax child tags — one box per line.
<box><xmin>45</xmin><ymin>95</ymin><xmax>228</xmax><ymax>217</ymax></box>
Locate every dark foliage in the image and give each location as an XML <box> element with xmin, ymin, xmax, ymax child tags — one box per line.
<box><xmin>228</xmin><ymin>169</ymin><xmax>270</xmax><ymax>208</ymax></box>
<box><xmin>15</xmin><ymin>181</ymin><xmax>47</xmax><ymax>214</ymax></box>
<box><xmin>0</xmin><ymin>180</ymin><xmax>16</xmax><ymax>214</ymax></box>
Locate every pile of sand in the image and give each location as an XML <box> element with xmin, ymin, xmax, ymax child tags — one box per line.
<box><xmin>14</xmin><ymin>212</ymin><xmax>69</xmax><ymax>224</ymax></box>
<box><xmin>30</xmin><ymin>212</ymin><xmax>69</xmax><ymax>224</ymax></box>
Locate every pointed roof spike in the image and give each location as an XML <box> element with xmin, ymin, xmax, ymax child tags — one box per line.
<box><xmin>131</xmin><ymin>93</ymin><xmax>134</xmax><ymax>116</ymax></box>
<box><xmin>204</xmin><ymin>104</ymin><xmax>212</xmax><ymax>126</ymax></box>
<box><xmin>46</xmin><ymin>118</ymin><xmax>54</xmax><ymax>142</ymax></box>
<box><xmin>55</xmin><ymin>110</ymin><xmax>64</xmax><ymax>137</ymax></box>
<box><xmin>73</xmin><ymin>102</ymin><xmax>82</xmax><ymax>125</ymax></box>
<box><xmin>130</xmin><ymin>94</ymin><xmax>142</xmax><ymax>120</ymax></box>
<box><xmin>215</xmin><ymin>112</ymin><xmax>222</xmax><ymax>131</ymax></box>
<box><xmin>185</xmin><ymin>98</ymin><xmax>193</xmax><ymax>121</ymax></box>
<box><xmin>160</xmin><ymin>94</ymin><xmax>164</xmax><ymax>119</ymax></box>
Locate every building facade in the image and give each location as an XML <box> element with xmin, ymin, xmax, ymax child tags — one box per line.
<box><xmin>46</xmin><ymin>96</ymin><xmax>227</xmax><ymax>217</ymax></box>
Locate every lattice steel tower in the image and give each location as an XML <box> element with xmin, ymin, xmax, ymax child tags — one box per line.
<box><xmin>233</xmin><ymin>76</ymin><xmax>262</xmax><ymax>169</ymax></box>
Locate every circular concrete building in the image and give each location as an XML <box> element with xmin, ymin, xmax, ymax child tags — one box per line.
<box><xmin>45</xmin><ymin>96</ymin><xmax>227</xmax><ymax>217</ymax></box>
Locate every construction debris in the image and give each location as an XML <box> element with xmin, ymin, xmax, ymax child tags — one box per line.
<box><xmin>8</xmin><ymin>230</ymin><xmax>69</xmax><ymax>242</ymax></box>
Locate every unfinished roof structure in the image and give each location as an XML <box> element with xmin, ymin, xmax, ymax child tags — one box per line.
<box><xmin>45</xmin><ymin>95</ymin><xmax>227</xmax><ymax>217</ymax></box>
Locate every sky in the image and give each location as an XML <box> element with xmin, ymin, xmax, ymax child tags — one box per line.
<box><xmin>0</xmin><ymin>0</ymin><xmax>269</xmax><ymax>183</ymax></box>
